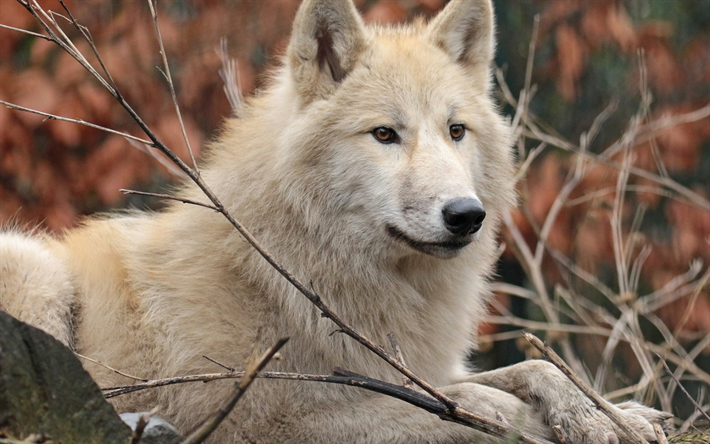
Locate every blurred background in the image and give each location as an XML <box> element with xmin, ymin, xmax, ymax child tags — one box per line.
<box><xmin>1</xmin><ymin>0</ymin><xmax>709</xmax><ymax>428</ymax></box>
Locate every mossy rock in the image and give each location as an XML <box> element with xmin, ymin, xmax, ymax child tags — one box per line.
<box><xmin>0</xmin><ymin>311</ymin><xmax>131</xmax><ymax>443</ymax></box>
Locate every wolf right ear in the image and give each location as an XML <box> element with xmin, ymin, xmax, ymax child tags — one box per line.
<box><xmin>287</xmin><ymin>0</ymin><xmax>367</xmax><ymax>103</ymax></box>
<box><xmin>426</xmin><ymin>0</ymin><xmax>496</xmax><ymax>90</ymax></box>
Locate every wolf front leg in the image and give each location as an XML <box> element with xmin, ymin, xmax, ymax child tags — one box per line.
<box><xmin>465</xmin><ymin>360</ymin><xmax>673</xmax><ymax>444</ymax></box>
<box><xmin>242</xmin><ymin>382</ymin><xmax>554</xmax><ymax>444</ymax></box>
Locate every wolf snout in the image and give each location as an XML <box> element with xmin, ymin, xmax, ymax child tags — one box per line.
<box><xmin>442</xmin><ymin>198</ymin><xmax>486</xmax><ymax>236</ymax></box>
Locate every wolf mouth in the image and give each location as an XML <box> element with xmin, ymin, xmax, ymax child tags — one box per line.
<box><xmin>386</xmin><ymin>224</ymin><xmax>472</xmax><ymax>255</ymax></box>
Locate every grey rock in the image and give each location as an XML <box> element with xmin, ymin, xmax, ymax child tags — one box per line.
<box><xmin>0</xmin><ymin>311</ymin><xmax>132</xmax><ymax>443</ymax></box>
<box><xmin>121</xmin><ymin>412</ymin><xmax>184</xmax><ymax>444</ymax></box>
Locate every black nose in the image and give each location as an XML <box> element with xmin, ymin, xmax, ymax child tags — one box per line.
<box><xmin>442</xmin><ymin>198</ymin><xmax>486</xmax><ymax>236</ymax></box>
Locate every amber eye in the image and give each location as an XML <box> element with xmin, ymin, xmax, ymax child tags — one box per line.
<box><xmin>372</xmin><ymin>127</ymin><xmax>398</xmax><ymax>144</ymax></box>
<box><xmin>450</xmin><ymin>124</ymin><xmax>465</xmax><ymax>141</ymax></box>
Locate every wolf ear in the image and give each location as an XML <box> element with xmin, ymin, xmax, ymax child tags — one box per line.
<box><xmin>287</xmin><ymin>0</ymin><xmax>367</xmax><ymax>103</ymax></box>
<box><xmin>426</xmin><ymin>0</ymin><xmax>495</xmax><ymax>89</ymax></box>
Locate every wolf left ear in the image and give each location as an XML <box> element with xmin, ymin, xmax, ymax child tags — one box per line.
<box><xmin>287</xmin><ymin>0</ymin><xmax>367</xmax><ymax>103</ymax></box>
<box><xmin>426</xmin><ymin>0</ymin><xmax>495</xmax><ymax>89</ymax></box>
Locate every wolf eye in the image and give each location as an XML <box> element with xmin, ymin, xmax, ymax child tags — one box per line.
<box><xmin>450</xmin><ymin>124</ymin><xmax>465</xmax><ymax>141</ymax></box>
<box><xmin>372</xmin><ymin>127</ymin><xmax>398</xmax><ymax>144</ymax></box>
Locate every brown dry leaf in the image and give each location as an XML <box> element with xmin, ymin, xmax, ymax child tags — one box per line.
<box><xmin>605</xmin><ymin>2</ymin><xmax>636</xmax><ymax>52</ymax></box>
<box><xmin>417</xmin><ymin>0</ymin><xmax>445</xmax><ymax>14</ymax></box>
<box><xmin>657</xmin><ymin>292</ymin><xmax>710</xmax><ymax>337</ymax></box>
<box><xmin>580</xmin><ymin>1</ymin><xmax>615</xmax><ymax>48</ymax></box>
<box><xmin>98</xmin><ymin>38</ymin><xmax>137</xmax><ymax>90</ymax></box>
<box><xmin>96</xmin><ymin>160</ymin><xmax>136</xmax><ymax>206</ymax></box>
<box><xmin>364</xmin><ymin>0</ymin><xmax>408</xmax><ymax>24</ymax></box>
<box><xmin>12</xmin><ymin>70</ymin><xmax>60</xmax><ymax>127</ymax></box>
<box><xmin>127</xmin><ymin>14</ymin><xmax>157</xmax><ymax>69</ymax></box>
<box><xmin>526</xmin><ymin>155</ymin><xmax>565</xmax><ymax>224</ymax></box>
<box><xmin>153</xmin><ymin>114</ymin><xmax>203</xmax><ymax>169</ymax></box>
<box><xmin>46</xmin><ymin>93</ymin><xmax>88</xmax><ymax>147</ymax></box>
<box><xmin>0</xmin><ymin>188</ymin><xmax>23</xmax><ymax>223</ymax></box>
<box><xmin>575</xmin><ymin>217</ymin><xmax>613</xmax><ymax>272</ymax></box>
<box><xmin>82</xmin><ymin>135</ymin><xmax>129</xmax><ymax>191</ymax></box>
<box><xmin>0</xmin><ymin>0</ymin><xmax>35</xmax><ymax>30</ymax></box>
<box><xmin>43</xmin><ymin>199</ymin><xmax>78</xmax><ymax>232</ymax></box>
<box><xmin>54</xmin><ymin>47</ymin><xmax>91</xmax><ymax>89</ymax></box>
<box><xmin>656</xmin><ymin>114</ymin><xmax>705</xmax><ymax>173</ymax></box>
<box><xmin>77</xmin><ymin>83</ymin><xmax>115</xmax><ymax>124</ymax></box>
<box><xmin>683</xmin><ymin>38</ymin><xmax>710</xmax><ymax>84</ymax></box>
<box><xmin>555</xmin><ymin>24</ymin><xmax>588</xmax><ymax>101</ymax></box>
<box><xmin>31</xmin><ymin>159</ymin><xmax>61</xmax><ymax>204</ymax></box>
<box><xmin>29</xmin><ymin>37</ymin><xmax>55</xmax><ymax>66</ymax></box>
<box><xmin>637</xmin><ymin>24</ymin><xmax>683</xmax><ymax>96</ymax></box>
<box><xmin>539</xmin><ymin>0</ymin><xmax>583</xmax><ymax>38</ymax></box>
<box><xmin>0</xmin><ymin>91</ymin><xmax>10</xmax><ymax>145</ymax></box>
<box><xmin>1</xmin><ymin>116</ymin><xmax>34</xmax><ymax>178</ymax></box>
<box><xmin>0</xmin><ymin>1</ymin><xmax>42</xmax><ymax>60</ymax></box>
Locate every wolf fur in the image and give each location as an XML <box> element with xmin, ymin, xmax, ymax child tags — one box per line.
<box><xmin>0</xmin><ymin>0</ymin><xmax>671</xmax><ymax>442</ymax></box>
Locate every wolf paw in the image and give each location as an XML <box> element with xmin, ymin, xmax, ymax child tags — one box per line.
<box><xmin>554</xmin><ymin>401</ymin><xmax>673</xmax><ymax>444</ymax></box>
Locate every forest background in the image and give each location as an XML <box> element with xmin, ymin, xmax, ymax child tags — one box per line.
<box><xmin>0</xmin><ymin>0</ymin><xmax>709</xmax><ymax>428</ymax></box>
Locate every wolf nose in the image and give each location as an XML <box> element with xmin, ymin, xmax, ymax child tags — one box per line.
<box><xmin>442</xmin><ymin>198</ymin><xmax>486</xmax><ymax>236</ymax></box>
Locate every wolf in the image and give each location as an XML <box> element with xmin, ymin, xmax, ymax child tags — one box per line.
<box><xmin>1</xmin><ymin>0</ymin><xmax>671</xmax><ymax>442</ymax></box>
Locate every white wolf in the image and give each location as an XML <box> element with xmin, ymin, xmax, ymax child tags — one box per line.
<box><xmin>1</xmin><ymin>0</ymin><xmax>671</xmax><ymax>442</ymax></box>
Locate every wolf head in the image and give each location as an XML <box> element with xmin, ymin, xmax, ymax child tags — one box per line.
<box><xmin>278</xmin><ymin>0</ymin><xmax>515</xmax><ymax>260</ymax></box>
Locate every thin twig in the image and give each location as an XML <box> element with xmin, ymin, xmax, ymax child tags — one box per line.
<box><xmin>120</xmin><ymin>189</ymin><xmax>219</xmax><ymax>211</ymax></box>
<box><xmin>75</xmin><ymin>352</ymin><xmax>148</xmax><ymax>382</ymax></box>
<box><xmin>0</xmin><ymin>100</ymin><xmax>153</xmax><ymax>146</ymax></box>
<box><xmin>55</xmin><ymin>0</ymin><xmax>118</xmax><ymax>89</ymax></box>
<box><xmin>146</xmin><ymin>0</ymin><xmax>199</xmax><ymax>173</ymax></box>
<box><xmin>388</xmin><ymin>332</ymin><xmax>413</xmax><ymax>389</ymax></box>
<box><xmin>658</xmin><ymin>355</ymin><xmax>710</xmax><ymax>423</ymax></box>
<box><xmin>524</xmin><ymin>333</ymin><xmax>649</xmax><ymax>444</ymax></box>
<box><xmin>181</xmin><ymin>338</ymin><xmax>289</xmax><ymax>444</ymax></box>
<box><xmin>0</xmin><ymin>23</ymin><xmax>51</xmax><ymax>40</ymax></box>
<box><xmin>203</xmin><ymin>355</ymin><xmax>235</xmax><ymax>372</ymax></box>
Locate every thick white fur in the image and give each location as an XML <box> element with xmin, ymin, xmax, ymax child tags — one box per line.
<box><xmin>0</xmin><ymin>0</ymin><xmax>670</xmax><ymax>442</ymax></box>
